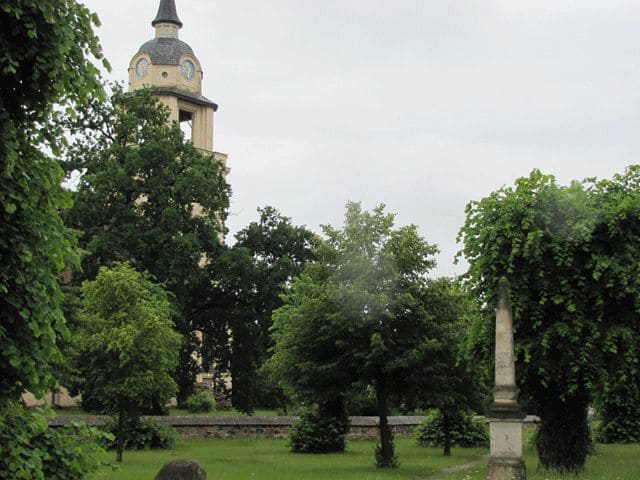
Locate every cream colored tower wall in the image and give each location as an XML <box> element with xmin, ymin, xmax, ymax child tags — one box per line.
<box><xmin>128</xmin><ymin>53</ymin><xmax>213</xmax><ymax>152</ymax></box>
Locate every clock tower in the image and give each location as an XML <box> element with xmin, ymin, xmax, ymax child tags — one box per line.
<box><xmin>128</xmin><ymin>0</ymin><xmax>227</xmax><ymax>171</ymax></box>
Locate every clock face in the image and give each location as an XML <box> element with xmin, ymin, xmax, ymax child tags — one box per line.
<box><xmin>181</xmin><ymin>60</ymin><xmax>196</xmax><ymax>80</ymax></box>
<box><xmin>135</xmin><ymin>58</ymin><xmax>149</xmax><ymax>78</ymax></box>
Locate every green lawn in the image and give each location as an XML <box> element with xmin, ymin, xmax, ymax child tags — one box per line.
<box><xmin>91</xmin><ymin>433</ymin><xmax>640</xmax><ymax>480</ymax></box>
<box><xmin>92</xmin><ymin>438</ymin><xmax>486</xmax><ymax>480</ymax></box>
<box><xmin>431</xmin><ymin>443</ymin><xmax>640</xmax><ymax>480</ymax></box>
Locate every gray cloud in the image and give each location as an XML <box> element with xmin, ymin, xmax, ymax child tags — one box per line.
<box><xmin>82</xmin><ymin>0</ymin><xmax>640</xmax><ymax>277</ymax></box>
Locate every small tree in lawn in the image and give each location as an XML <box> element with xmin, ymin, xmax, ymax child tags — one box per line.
<box><xmin>74</xmin><ymin>263</ymin><xmax>181</xmax><ymax>462</ymax></box>
<box><xmin>270</xmin><ymin>202</ymin><xmax>442</xmax><ymax>467</ymax></box>
<box><xmin>417</xmin><ymin>278</ymin><xmax>488</xmax><ymax>457</ymax></box>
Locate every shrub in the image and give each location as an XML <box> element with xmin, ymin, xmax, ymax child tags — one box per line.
<box><xmin>416</xmin><ymin>409</ymin><xmax>489</xmax><ymax>448</ymax></box>
<box><xmin>0</xmin><ymin>403</ymin><xmax>107</xmax><ymax>480</ymax></box>
<box><xmin>289</xmin><ymin>410</ymin><xmax>350</xmax><ymax>453</ymax></box>
<box><xmin>183</xmin><ymin>388</ymin><xmax>216</xmax><ymax>413</ymax></box>
<box><xmin>100</xmin><ymin>418</ymin><xmax>176</xmax><ymax>450</ymax></box>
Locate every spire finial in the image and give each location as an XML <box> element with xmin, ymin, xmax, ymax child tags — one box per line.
<box><xmin>152</xmin><ymin>0</ymin><xmax>183</xmax><ymax>28</ymax></box>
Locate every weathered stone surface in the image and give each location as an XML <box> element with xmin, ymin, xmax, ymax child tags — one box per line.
<box><xmin>488</xmin><ymin>278</ymin><xmax>526</xmax><ymax>480</ymax></box>
<box><xmin>48</xmin><ymin>415</ymin><xmax>425</xmax><ymax>440</ymax></box>
<box><xmin>488</xmin><ymin>457</ymin><xmax>526</xmax><ymax>480</ymax></box>
<box><xmin>155</xmin><ymin>459</ymin><xmax>206</xmax><ymax>480</ymax></box>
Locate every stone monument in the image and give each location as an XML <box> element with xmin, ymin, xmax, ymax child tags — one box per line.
<box><xmin>487</xmin><ymin>277</ymin><xmax>526</xmax><ymax>480</ymax></box>
<box><xmin>155</xmin><ymin>459</ymin><xmax>207</xmax><ymax>480</ymax></box>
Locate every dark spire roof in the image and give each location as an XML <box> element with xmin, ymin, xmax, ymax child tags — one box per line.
<box><xmin>152</xmin><ymin>0</ymin><xmax>183</xmax><ymax>28</ymax></box>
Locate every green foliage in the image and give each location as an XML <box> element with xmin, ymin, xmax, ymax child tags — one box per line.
<box><xmin>72</xmin><ymin>263</ymin><xmax>181</xmax><ymax>461</ymax></box>
<box><xmin>207</xmin><ymin>206</ymin><xmax>317</xmax><ymax>414</ymax></box>
<box><xmin>458</xmin><ymin>167</ymin><xmax>640</xmax><ymax>471</ymax></box>
<box><xmin>0</xmin><ymin>0</ymin><xmax>105</xmax><ymax>405</ymax></box>
<box><xmin>0</xmin><ymin>2</ymin><xmax>106</xmax><ymax>478</ymax></box>
<box><xmin>289</xmin><ymin>406</ymin><xmax>350</xmax><ymax>454</ymax></box>
<box><xmin>100</xmin><ymin>419</ymin><xmax>176</xmax><ymax>451</ymax></box>
<box><xmin>63</xmin><ymin>86</ymin><xmax>230</xmax><ymax>404</ymax></box>
<box><xmin>270</xmin><ymin>202</ymin><xmax>444</xmax><ymax>468</ymax></box>
<box><xmin>0</xmin><ymin>403</ymin><xmax>108</xmax><ymax>480</ymax></box>
<box><xmin>184</xmin><ymin>388</ymin><xmax>217</xmax><ymax>413</ymax></box>
<box><xmin>416</xmin><ymin>410</ymin><xmax>488</xmax><ymax>449</ymax></box>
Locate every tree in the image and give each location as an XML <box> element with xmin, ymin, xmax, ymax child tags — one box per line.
<box><xmin>73</xmin><ymin>263</ymin><xmax>181</xmax><ymax>462</ymax></box>
<box><xmin>63</xmin><ymin>86</ymin><xmax>230</xmax><ymax>403</ymax></box>
<box><xmin>207</xmin><ymin>206</ymin><xmax>317</xmax><ymax>413</ymax></box>
<box><xmin>1</xmin><ymin>0</ymin><xmax>105</xmax><ymax>407</ymax></box>
<box><xmin>586</xmin><ymin>168</ymin><xmax>640</xmax><ymax>443</ymax></box>
<box><xmin>458</xmin><ymin>167</ymin><xmax>640</xmax><ymax>472</ymax></box>
<box><xmin>0</xmin><ymin>1</ymin><xmax>107</xmax><ymax>477</ymax></box>
<box><xmin>419</xmin><ymin>278</ymin><xmax>487</xmax><ymax>456</ymax></box>
<box><xmin>270</xmin><ymin>202</ymin><xmax>442</xmax><ymax>467</ymax></box>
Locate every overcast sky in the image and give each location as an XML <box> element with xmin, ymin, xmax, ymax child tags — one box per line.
<box><xmin>81</xmin><ymin>0</ymin><xmax>640</xmax><ymax>277</ymax></box>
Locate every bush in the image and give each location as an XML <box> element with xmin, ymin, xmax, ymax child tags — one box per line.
<box><xmin>416</xmin><ymin>409</ymin><xmax>489</xmax><ymax>448</ymax></box>
<box><xmin>0</xmin><ymin>403</ymin><xmax>107</xmax><ymax>480</ymax></box>
<box><xmin>100</xmin><ymin>418</ymin><xmax>176</xmax><ymax>450</ymax></box>
<box><xmin>183</xmin><ymin>388</ymin><xmax>216</xmax><ymax>413</ymax></box>
<box><xmin>289</xmin><ymin>410</ymin><xmax>350</xmax><ymax>453</ymax></box>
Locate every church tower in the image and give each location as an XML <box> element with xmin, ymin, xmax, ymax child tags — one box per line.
<box><xmin>128</xmin><ymin>0</ymin><xmax>227</xmax><ymax>172</ymax></box>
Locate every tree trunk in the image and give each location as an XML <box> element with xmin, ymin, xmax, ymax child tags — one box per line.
<box><xmin>116</xmin><ymin>405</ymin><xmax>125</xmax><ymax>463</ymax></box>
<box><xmin>535</xmin><ymin>390</ymin><xmax>591</xmax><ymax>474</ymax></box>
<box><xmin>375</xmin><ymin>377</ymin><xmax>396</xmax><ymax>468</ymax></box>
<box><xmin>442</xmin><ymin>408</ymin><xmax>452</xmax><ymax>457</ymax></box>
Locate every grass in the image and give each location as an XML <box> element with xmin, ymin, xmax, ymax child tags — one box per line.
<box><xmin>91</xmin><ymin>438</ymin><xmax>486</xmax><ymax>480</ymax></box>
<box><xmin>430</xmin><ymin>426</ymin><xmax>640</xmax><ymax>480</ymax></box>
<box><xmin>90</xmin><ymin>425</ymin><xmax>640</xmax><ymax>480</ymax></box>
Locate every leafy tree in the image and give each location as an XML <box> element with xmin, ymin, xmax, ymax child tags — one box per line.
<box><xmin>458</xmin><ymin>167</ymin><xmax>640</xmax><ymax>472</ymax></box>
<box><xmin>1</xmin><ymin>1</ymin><xmax>107</xmax><ymax>478</ymax></box>
<box><xmin>0</xmin><ymin>0</ymin><xmax>105</xmax><ymax>407</ymax></box>
<box><xmin>419</xmin><ymin>278</ymin><xmax>487</xmax><ymax>456</ymax></box>
<box><xmin>73</xmin><ymin>263</ymin><xmax>181</xmax><ymax>462</ymax></box>
<box><xmin>270</xmin><ymin>202</ymin><xmax>442</xmax><ymax>468</ymax></box>
<box><xmin>205</xmin><ymin>206</ymin><xmax>317</xmax><ymax>413</ymax></box>
<box><xmin>63</xmin><ymin>86</ymin><xmax>230</xmax><ymax>403</ymax></box>
<box><xmin>586</xmin><ymin>168</ymin><xmax>640</xmax><ymax>443</ymax></box>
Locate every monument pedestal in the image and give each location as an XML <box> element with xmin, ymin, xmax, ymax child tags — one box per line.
<box><xmin>488</xmin><ymin>457</ymin><xmax>526</xmax><ymax>480</ymax></box>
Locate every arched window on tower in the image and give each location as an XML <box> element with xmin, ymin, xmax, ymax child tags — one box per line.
<box><xmin>179</xmin><ymin>109</ymin><xmax>194</xmax><ymax>143</ymax></box>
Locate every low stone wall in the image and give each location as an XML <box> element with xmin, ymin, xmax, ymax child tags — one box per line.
<box><xmin>48</xmin><ymin>415</ymin><xmax>425</xmax><ymax>440</ymax></box>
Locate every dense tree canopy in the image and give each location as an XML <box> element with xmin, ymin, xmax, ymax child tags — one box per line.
<box><xmin>419</xmin><ymin>278</ymin><xmax>487</xmax><ymax>456</ymax></box>
<box><xmin>73</xmin><ymin>263</ymin><xmax>181</xmax><ymax>462</ymax></box>
<box><xmin>206</xmin><ymin>207</ymin><xmax>317</xmax><ymax>413</ymax></box>
<box><xmin>0</xmin><ymin>1</ymin><xmax>107</xmax><ymax>477</ymax></box>
<box><xmin>270</xmin><ymin>203</ymin><xmax>445</xmax><ymax>467</ymax></box>
<box><xmin>0</xmin><ymin>0</ymin><xmax>106</xmax><ymax>405</ymax></box>
<box><xmin>63</xmin><ymin>86</ymin><xmax>230</xmax><ymax>402</ymax></box>
<box><xmin>458</xmin><ymin>167</ymin><xmax>640</xmax><ymax>472</ymax></box>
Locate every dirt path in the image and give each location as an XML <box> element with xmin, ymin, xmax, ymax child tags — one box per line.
<box><xmin>418</xmin><ymin>455</ymin><xmax>488</xmax><ymax>480</ymax></box>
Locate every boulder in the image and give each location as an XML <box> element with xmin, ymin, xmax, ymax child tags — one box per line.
<box><xmin>155</xmin><ymin>459</ymin><xmax>207</xmax><ymax>480</ymax></box>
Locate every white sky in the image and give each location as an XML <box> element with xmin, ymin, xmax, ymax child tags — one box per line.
<box><xmin>81</xmin><ymin>0</ymin><xmax>640</xmax><ymax>277</ymax></box>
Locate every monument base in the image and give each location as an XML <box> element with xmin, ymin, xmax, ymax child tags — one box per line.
<box><xmin>488</xmin><ymin>457</ymin><xmax>526</xmax><ymax>480</ymax></box>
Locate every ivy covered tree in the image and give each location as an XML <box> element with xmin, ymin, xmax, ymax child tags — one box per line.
<box><xmin>0</xmin><ymin>1</ymin><xmax>107</xmax><ymax>478</ymax></box>
<box><xmin>586</xmin><ymin>168</ymin><xmax>640</xmax><ymax>444</ymax></box>
<box><xmin>206</xmin><ymin>207</ymin><xmax>317</xmax><ymax>413</ymax></box>
<box><xmin>458</xmin><ymin>167</ymin><xmax>640</xmax><ymax>473</ymax></box>
<box><xmin>73</xmin><ymin>263</ymin><xmax>181</xmax><ymax>462</ymax></box>
<box><xmin>63</xmin><ymin>86</ymin><xmax>230</xmax><ymax>403</ymax></box>
<box><xmin>270</xmin><ymin>203</ymin><xmax>444</xmax><ymax>467</ymax></box>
